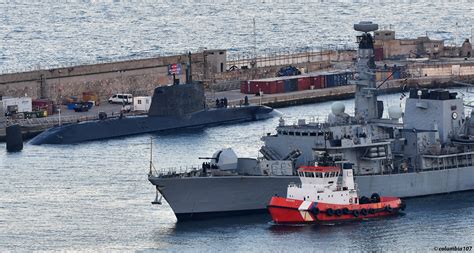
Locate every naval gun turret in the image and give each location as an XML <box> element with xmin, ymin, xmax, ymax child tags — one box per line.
<box><xmin>353</xmin><ymin>21</ymin><xmax>381</xmax><ymax>122</ymax></box>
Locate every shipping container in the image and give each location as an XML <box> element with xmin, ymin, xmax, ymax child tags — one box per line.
<box><xmin>275</xmin><ymin>80</ymin><xmax>285</xmax><ymax>93</ymax></box>
<box><xmin>374</xmin><ymin>47</ymin><xmax>384</xmax><ymax>61</ymax></box>
<box><xmin>283</xmin><ymin>78</ymin><xmax>298</xmax><ymax>92</ymax></box>
<box><xmin>2</xmin><ymin>97</ymin><xmax>32</xmax><ymax>115</ymax></box>
<box><xmin>376</xmin><ymin>71</ymin><xmax>393</xmax><ymax>82</ymax></box>
<box><xmin>290</xmin><ymin>78</ymin><xmax>298</xmax><ymax>91</ymax></box>
<box><xmin>32</xmin><ymin>99</ymin><xmax>54</xmax><ymax>116</ymax></box>
<box><xmin>297</xmin><ymin>77</ymin><xmax>311</xmax><ymax>91</ymax></box>
<box><xmin>320</xmin><ymin>75</ymin><xmax>327</xmax><ymax>88</ymax></box>
<box><xmin>325</xmin><ymin>74</ymin><xmax>336</xmax><ymax>88</ymax></box>
<box><xmin>250</xmin><ymin>81</ymin><xmax>273</xmax><ymax>95</ymax></box>
<box><xmin>83</xmin><ymin>92</ymin><xmax>99</xmax><ymax>105</ymax></box>
<box><xmin>309</xmin><ymin>76</ymin><xmax>319</xmax><ymax>89</ymax></box>
<box><xmin>392</xmin><ymin>70</ymin><xmax>401</xmax><ymax>79</ymax></box>
<box><xmin>375</xmin><ymin>71</ymin><xmax>383</xmax><ymax>82</ymax></box>
<box><xmin>268</xmin><ymin>81</ymin><xmax>278</xmax><ymax>94</ymax></box>
<box><xmin>284</xmin><ymin>79</ymin><xmax>291</xmax><ymax>92</ymax></box>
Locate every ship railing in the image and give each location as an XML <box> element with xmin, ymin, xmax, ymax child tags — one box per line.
<box><xmin>155</xmin><ymin>165</ymin><xmax>202</xmax><ymax>178</ymax></box>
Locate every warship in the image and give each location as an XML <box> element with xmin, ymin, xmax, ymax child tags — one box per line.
<box><xmin>29</xmin><ymin>80</ymin><xmax>277</xmax><ymax>145</ymax></box>
<box><xmin>148</xmin><ymin>22</ymin><xmax>474</xmax><ymax>221</ymax></box>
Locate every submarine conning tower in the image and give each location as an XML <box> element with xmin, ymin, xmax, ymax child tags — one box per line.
<box><xmin>353</xmin><ymin>21</ymin><xmax>380</xmax><ymax>121</ymax></box>
<box><xmin>147</xmin><ymin>82</ymin><xmax>205</xmax><ymax>117</ymax></box>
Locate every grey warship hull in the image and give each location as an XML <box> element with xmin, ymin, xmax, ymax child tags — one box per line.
<box><xmin>149</xmin><ymin>166</ymin><xmax>474</xmax><ymax>221</ymax></box>
<box><xmin>30</xmin><ymin>105</ymin><xmax>276</xmax><ymax>145</ymax></box>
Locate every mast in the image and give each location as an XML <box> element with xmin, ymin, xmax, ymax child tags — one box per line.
<box><xmin>353</xmin><ymin>22</ymin><xmax>379</xmax><ymax>121</ymax></box>
<box><xmin>149</xmin><ymin>137</ymin><xmax>153</xmax><ymax>176</ymax></box>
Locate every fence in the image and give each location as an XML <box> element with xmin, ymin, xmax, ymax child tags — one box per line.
<box><xmin>226</xmin><ymin>47</ymin><xmax>356</xmax><ymax>70</ymax></box>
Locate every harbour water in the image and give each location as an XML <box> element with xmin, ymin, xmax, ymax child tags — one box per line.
<box><xmin>1</xmin><ymin>89</ymin><xmax>474</xmax><ymax>251</ymax></box>
<box><xmin>0</xmin><ymin>1</ymin><xmax>473</xmax><ymax>72</ymax></box>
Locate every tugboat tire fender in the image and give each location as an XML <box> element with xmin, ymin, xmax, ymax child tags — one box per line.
<box><xmin>335</xmin><ymin>209</ymin><xmax>343</xmax><ymax>216</ymax></box>
<box><xmin>342</xmin><ymin>208</ymin><xmax>350</xmax><ymax>214</ymax></box>
<box><xmin>385</xmin><ymin>205</ymin><xmax>393</xmax><ymax>213</ymax></box>
<box><xmin>361</xmin><ymin>208</ymin><xmax>368</xmax><ymax>216</ymax></box>
<box><xmin>352</xmin><ymin>209</ymin><xmax>360</xmax><ymax>217</ymax></box>
<box><xmin>326</xmin><ymin>208</ymin><xmax>334</xmax><ymax>216</ymax></box>
<box><xmin>368</xmin><ymin>208</ymin><xmax>375</xmax><ymax>214</ymax></box>
<box><xmin>311</xmin><ymin>206</ymin><xmax>320</xmax><ymax>215</ymax></box>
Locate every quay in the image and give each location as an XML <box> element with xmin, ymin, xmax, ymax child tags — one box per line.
<box><xmin>219</xmin><ymin>75</ymin><xmax>474</xmax><ymax>108</ymax></box>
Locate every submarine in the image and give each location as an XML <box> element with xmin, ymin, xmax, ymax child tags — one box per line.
<box><xmin>29</xmin><ymin>81</ymin><xmax>278</xmax><ymax>145</ymax></box>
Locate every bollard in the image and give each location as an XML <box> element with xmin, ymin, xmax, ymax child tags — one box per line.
<box><xmin>6</xmin><ymin>124</ymin><xmax>23</xmax><ymax>152</ymax></box>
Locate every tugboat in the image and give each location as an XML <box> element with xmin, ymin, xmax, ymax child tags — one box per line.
<box><xmin>267</xmin><ymin>153</ymin><xmax>406</xmax><ymax>224</ymax></box>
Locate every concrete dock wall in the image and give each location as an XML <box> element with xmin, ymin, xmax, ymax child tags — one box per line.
<box><xmin>408</xmin><ymin>62</ymin><xmax>474</xmax><ymax>77</ymax></box>
<box><xmin>0</xmin><ymin>53</ymin><xmax>199</xmax><ymax>102</ymax></box>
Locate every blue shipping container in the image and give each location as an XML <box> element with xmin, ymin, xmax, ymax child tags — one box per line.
<box><xmin>284</xmin><ymin>79</ymin><xmax>292</xmax><ymax>92</ymax></box>
<box><xmin>326</xmin><ymin>74</ymin><xmax>336</xmax><ymax>88</ymax></box>
<box><xmin>393</xmin><ymin>71</ymin><xmax>401</xmax><ymax>79</ymax></box>
<box><xmin>284</xmin><ymin>78</ymin><xmax>298</xmax><ymax>92</ymax></box>
<box><xmin>289</xmin><ymin>78</ymin><xmax>298</xmax><ymax>91</ymax></box>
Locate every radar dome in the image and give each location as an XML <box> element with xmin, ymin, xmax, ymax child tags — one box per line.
<box><xmin>354</xmin><ymin>21</ymin><xmax>379</xmax><ymax>32</ymax></box>
<box><xmin>388</xmin><ymin>105</ymin><xmax>403</xmax><ymax>119</ymax></box>
<box><xmin>331</xmin><ymin>102</ymin><xmax>346</xmax><ymax>116</ymax></box>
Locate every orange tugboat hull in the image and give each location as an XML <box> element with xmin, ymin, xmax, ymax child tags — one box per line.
<box><xmin>268</xmin><ymin>196</ymin><xmax>404</xmax><ymax>224</ymax></box>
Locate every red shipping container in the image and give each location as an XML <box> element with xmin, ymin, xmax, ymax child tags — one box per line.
<box><xmin>297</xmin><ymin>77</ymin><xmax>311</xmax><ymax>91</ymax></box>
<box><xmin>263</xmin><ymin>82</ymin><xmax>273</xmax><ymax>94</ymax></box>
<box><xmin>266</xmin><ymin>81</ymin><xmax>277</xmax><ymax>94</ymax></box>
<box><xmin>249</xmin><ymin>81</ymin><xmax>265</xmax><ymax>94</ymax></box>
<box><xmin>32</xmin><ymin>99</ymin><xmax>54</xmax><ymax>115</ymax></box>
<box><xmin>374</xmin><ymin>47</ymin><xmax>384</xmax><ymax>61</ymax></box>
<box><xmin>310</xmin><ymin>76</ymin><xmax>325</xmax><ymax>89</ymax></box>
<box><xmin>320</xmin><ymin>76</ymin><xmax>326</xmax><ymax>88</ymax></box>
<box><xmin>275</xmin><ymin>80</ymin><xmax>285</xmax><ymax>93</ymax></box>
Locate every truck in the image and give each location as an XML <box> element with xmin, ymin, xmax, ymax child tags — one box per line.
<box><xmin>2</xmin><ymin>97</ymin><xmax>32</xmax><ymax>116</ymax></box>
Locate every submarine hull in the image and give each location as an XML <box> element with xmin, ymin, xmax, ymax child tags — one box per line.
<box><xmin>29</xmin><ymin>105</ymin><xmax>277</xmax><ymax>145</ymax></box>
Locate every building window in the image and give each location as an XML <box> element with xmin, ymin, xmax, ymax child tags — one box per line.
<box><xmin>138</xmin><ymin>100</ymin><xmax>142</xmax><ymax>105</ymax></box>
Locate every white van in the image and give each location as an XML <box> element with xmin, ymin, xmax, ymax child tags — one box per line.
<box><xmin>108</xmin><ymin>94</ymin><xmax>133</xmax><ymax>104</ymax></box>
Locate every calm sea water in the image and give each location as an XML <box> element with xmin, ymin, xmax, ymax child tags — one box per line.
<box><xmin>0</xmin><ymin>1</ymin><xmax>473</xmax><ymax>72</ymax></box>
<box><xmin>1</xmin><ymin>89</ymin><xmax>474</xmax><ymax>252</ymax></box>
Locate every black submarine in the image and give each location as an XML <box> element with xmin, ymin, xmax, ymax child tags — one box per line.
<box><xmin>30</xmin><ymin>79</ymin><xmax>278</xmax><ymax>145</ymax></box>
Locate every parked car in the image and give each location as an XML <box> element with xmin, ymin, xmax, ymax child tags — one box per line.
<box><xmin>73</xmin><ymin>103</ymin><xmax>90</xmax><ymax>112</ymax></box>
<box><xmin>276</xmin><ymin>65</ymin><xmax>301</xmax><ymax>77</ymax></box>
<box><xmin>108</xmin><ymin>94</ymin><xmax>133</xmax><ymax>104</ymax></box>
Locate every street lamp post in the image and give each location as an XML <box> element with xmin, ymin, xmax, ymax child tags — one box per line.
<box><xmin>58</xmin><ymin>70</ymin><xmax>62</xmax><ymax>126</ymax></box>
